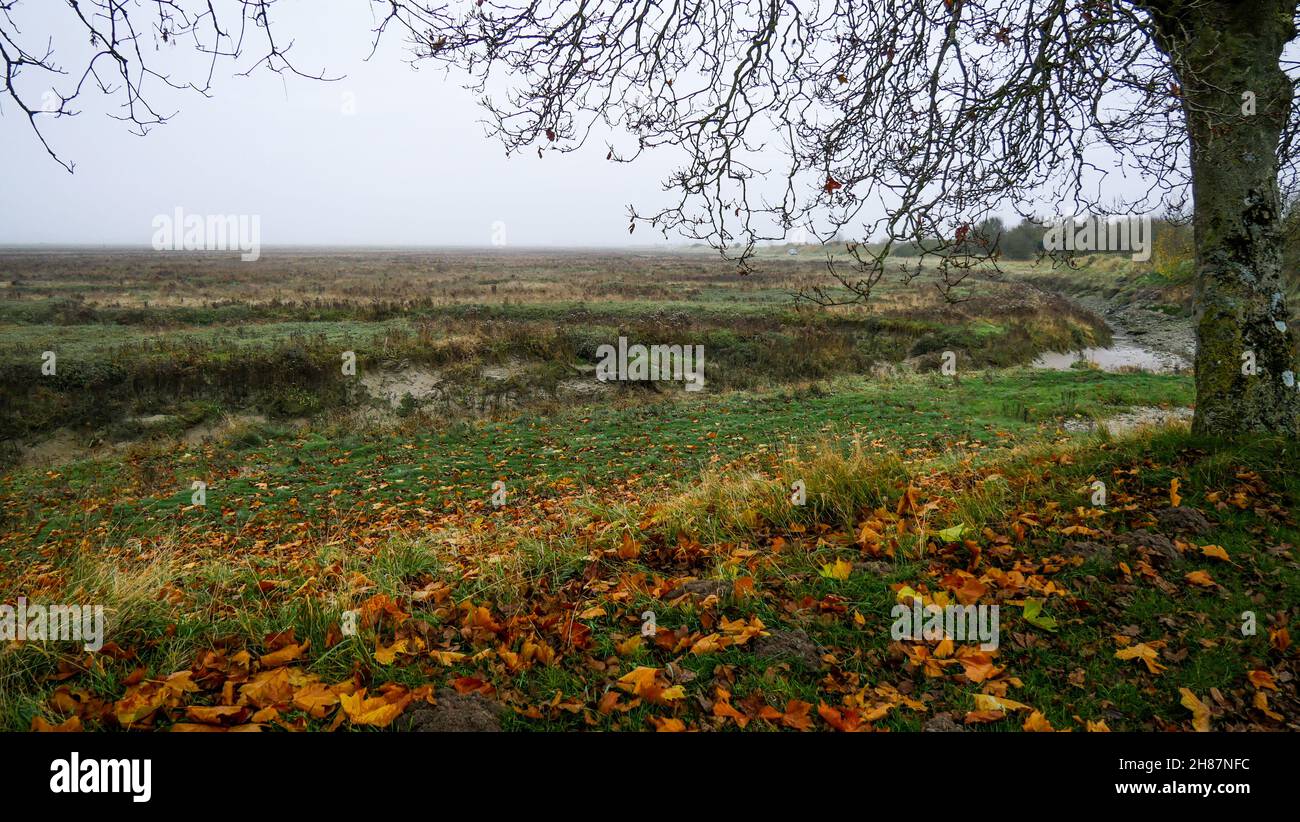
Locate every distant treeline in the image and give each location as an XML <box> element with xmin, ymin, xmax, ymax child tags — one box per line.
<box><xmin>885</xmin><ymin>215</ymin><xmax>1194</xmax><ymax>264</ymax></box>
<box><xmin>884</xmin><ymin>206</ymin><xmax>1300</xmax><ymax>278</ymax></box>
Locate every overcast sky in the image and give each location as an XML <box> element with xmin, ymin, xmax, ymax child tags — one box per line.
<box><xmin>0</xmin><ymin>1</ymin><xmax>685</xmax><ymax>248</ymax></box>
<box><xmin>2</xmin><ymin>1</ymin><xmax>1233</xmax><ymax>249</ymax></box>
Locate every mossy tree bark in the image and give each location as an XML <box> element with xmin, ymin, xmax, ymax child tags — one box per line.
<box><xmin>1154</xmin><ymin>1</ymin><xmax>1300</xmax><ymax>436</ymax></box>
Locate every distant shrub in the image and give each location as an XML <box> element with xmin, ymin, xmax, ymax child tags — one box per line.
<box><xmin>1151</xmin><ymin>219</ymin><xmax>1195</xmax><ymax>282</ymax></box>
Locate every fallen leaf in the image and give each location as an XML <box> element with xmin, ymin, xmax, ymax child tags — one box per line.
<box><xmin>820</xmin><ymin>559</ymin><xmax>852</xmax><ymax>581</ymax></box>
<box><xmin>1185</xmin><ymin>570</ymin><xmax>1216</xmax><ymax>587</ymax></box>
<box><xmin>338</xmin><ymin>688</ymin><xmax>411</xmax><ymax>728</ymax></box>
<box><xmin>1115</xmin><ymin>643</ymin><xmax>1166</xmax><ymax>674</ymax></box>
<box><xmin>1179</xmin><ymin>687</ymin><xmax>1211</xmax><ymax>732</ymax></box>
<box><xmin>1022</xmin><ymin>598</ymin><xmax>1058</xmax><ymax>632</ymax></box>
<box><xmin>1199</xmin><ymin>544</ymin><xmax>1230</xmax><ymax>562</ymax></box>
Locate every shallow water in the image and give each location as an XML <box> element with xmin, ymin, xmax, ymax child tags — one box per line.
<box><xmin>1032</xmin><ymin>335</ymin><xmax>1190</xmax><ymax>374</ymax></box>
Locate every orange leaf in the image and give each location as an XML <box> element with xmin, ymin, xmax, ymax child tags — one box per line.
<box><xmin>617</xmin><ymin>666</ymin><xmax>659</xmax><ymax>696</ymax></box>
<box><xmin>239</xmin><ymin>668</ymin><xmax>295</xmax><ymax>708</ymax></box>
<box><xmin>1270</xmin><ymin>627</ymin><xmax>1291</xmax><ymax>652</ymax></box>
<box><xmin>963</xmin><ymin>709</ymin><xmax>1005</xmax><ymax>724</ymax></box>
<box><xmin>617</xmin><ymin>532</ymin><xmax>641</xmax><ymax>559</ymax></box>
<box><xmin>185</xmin><ymin>705</ymin><xmax>248</xmax><ymax>726</ymax></box>
<box><xmin>1247</xmin><ymin>670</ymin><xmax>1278</xmax><ymax>691</ymax></box>
<box><xmin>31</xmin><ymin>715</ymin><xmax>82</xmax><ymax>732</ymax></box>
<box><xmin>338</xmin><ymin>687</ymin><xmax>411</xmax><ymax>728</ymax></box>
<box><xmin>817</xmin><ymin>703</ymin><xmax>864</xmax><ymax>732</ymax></box>
<box><xmin>651</xmin><ymin>716</ymin><xmax>685</xmax><ymax>732</ymax></box>
<box><xmin>780</xmin><ymin>699</ymin><xmax>814</xmax><ymax>731</ymax></box>
<box><xmin>1022</xmin><ymin>710</ymin><xmax>1055</xmax><ymax>732</ymax></box>
<box><xmin>1199</xmin><ymin>544</ymin><xmax>1230</xmax><ymax>562</ymax></box>
<box><xmin>260</xmin><ymin>641</ymin><xmax>307</xmax><ymax>668</ymax></box>
<box><xmin>292</xmin><ymin>682</ymin><xmax>341</xmax><ymax>718</ymax></box>
<box><xmin>1253</xmin><ymin>691</ymin><xmax>1284</xmax><ymax>721</ymax></box>
<box><xmin>1184</xmin><ymin>570</ymin><xmax>1216</xmax><ymax>587</ymax></box>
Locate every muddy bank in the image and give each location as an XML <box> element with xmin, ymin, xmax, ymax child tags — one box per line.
<box><xmin>1076</xmin><ymin>295</ymin><xmax>1195</xmax><ymax>361</ymax></box>
<box><xmin>1063</xmin><ymin>405</ymin><xmax>1194</xmax><ymax>436</ymax></box>
<box><xmin>1033</xmin><ymin>293</ymin><xmax>1194</xmax><ymax>374</ymax></box>
<box><xmin>12</xmin><ymin>412</ymin><xmax>294</xmax><ymax>469</ymax></box>
<box><xmin>359</xmin><ymin>360</ymin><xmax>611</xmax><ymax>414</ymax></box>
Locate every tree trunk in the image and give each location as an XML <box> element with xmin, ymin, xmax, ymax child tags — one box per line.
<box><xmin>1161</xmin><ymin>1</ymin><xmax>1300</xmax><ymax>436</ymax></box>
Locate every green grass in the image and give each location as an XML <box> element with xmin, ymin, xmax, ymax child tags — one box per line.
<box><xmin>7</xmin><ymin>368</ymin><xmax>1262</xmax><ymax>733</ymax></box>
<box><xmin>1</xmin><ymin>369</ymin><xmax>1192</xmax><ymax>548</ymax></box>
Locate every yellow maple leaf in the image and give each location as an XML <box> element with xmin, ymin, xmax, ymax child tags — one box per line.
<box><xmin>615</xmin><ymin>636</ymin><xmax>642</xmax><ymax>656</ymax></box>
<box><xmin>973</xmin><ymin>693</ymin><xmax>1031</xmax><ymax>712</ymax></box>
<box><xmin>429</xmin><ymin>650</ymin><xmax>468</xmax><ymax>666</ymax></box>
<box><xmin>1170</xmin><ymin>478</ymin><xmax>1182</xmax><ymax>507</ymax></box>
<box><xmin>374</xmin><ymin>638</ymin><xmax>413</xmax><ymax>665</ymax></box>
<box><xmin>618</xmin><ymin>666</ymin><xmax>659</xmax><ymax>696</ymax></box>
<box><xmin>338</xmin><ymin>688</ymin><xmax>411</xmax><ymax>727</ymax></box>
<box><xmin>1115</xmin><ymin>643</ymin><xmax>1166</xmax><ymax>674</ymax></box>
<box><xmin>820</xmin><ymin>559</ymin><xmax>852</xmax><ymax>581</ymax></box>
<box><xmin>1271</xmin><ymin>626</ymin><xmax>1292</xmax><ymax>652</ymax></box>
<box><xmin>659</xmin><ymin>685</ymin><xmax>686</xmax><ymax>701</ymax></box>
<box><xmin>895</xmin><ymin>584</ymin><xmax>925</xmax><ymax>605</ymax></box>
<box><xmin>1179</xmin><ymin>687</ymin><xmax>1211</xmax><ymax>732</ymax></box>
<box><xmin>956</xmin><ymin>653</ymin><xmax>998</xmax><ymax>683</ymax></box>
<box><xmin>690</xmin><ymin>633</ymin><xmax>724</xmax><ymax>655</ymax></box>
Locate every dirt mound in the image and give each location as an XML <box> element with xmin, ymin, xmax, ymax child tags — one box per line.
<box><xmin>1153</xmin><ymin>505</ymin><xmax>1212</xmax><ymax>535</ymax></box>
<box><xmin>397</xmin><ymin>689</ymin><xmax>504</xmax><ymax>733</ymax></box>
<box><xmin>1062</xmin><ymin>540</ymin><xmax>1113</xmax><ymax>564</ymax></box>
<box><xmin>923</xmin><ymin>714</ymin><xmax>968</xmax><ymax>732</ymax></box>
<box><xmin>753</xmin><ymin>629</ymin><xmax>822</xmax><ymax>670</ymax></box>
<box><xmin>1124</xmin><ymin>530</ymin><xmax>1182</xmax><ymax>568</ymax></box>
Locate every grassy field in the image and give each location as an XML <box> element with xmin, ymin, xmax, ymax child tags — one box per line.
<box><xmin>0</xmin><ymin>249</ymin><xmax>1106</xmax><ymax>448</ymax></box>
<box><xmin>1</xmin><ymin>249</ymin><xmax>1296</xmax><ymax>733</ymax></box>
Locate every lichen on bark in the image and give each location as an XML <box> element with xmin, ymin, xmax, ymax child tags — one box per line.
<box><xmin>1156</xmin><ymin>0</ymin><xmax>1300</xmax><ymax>436</ymax></box>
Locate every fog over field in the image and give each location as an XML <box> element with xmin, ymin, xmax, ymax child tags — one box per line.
<box><xmin>0</xmin><ymin>2</ymin><xmax>1182</xmax><ymax>251</ymax></box>
<box><xmin>0</xmin><ymin>3</ymin><xmax>685</xmax><ymax>248</ymax></box>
